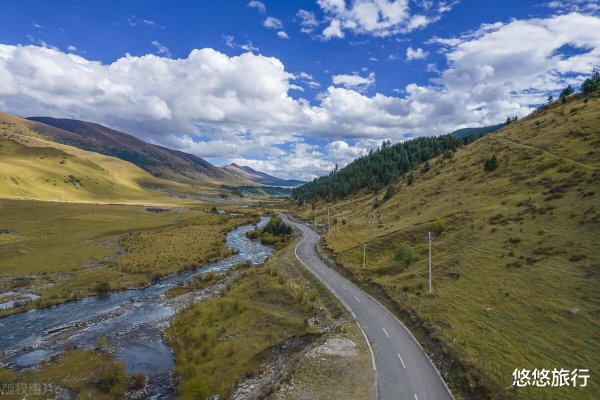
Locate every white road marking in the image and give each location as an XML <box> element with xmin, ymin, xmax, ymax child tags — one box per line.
<box><xmin>382</xmin><ymin>327</ymin><xmax>390</xmax><ymax>338</ymax></box>
<box><xmin>414</xmin><ymin>394</ymin><xmax>419</xmax><ymax>400</ymax></box>
<box><xmin>331</xmin><ymin>277</ymin><xmax>336</xmax><ymax>282</ymax></box>
<box><xmin>398</xmin><ymin>353</ymin><xmax>406</xmax><ymax>368</ymax></box>
<box><xmin>342</xmin><ymin>285</ymin><xmax>347</xmax><ymax>291</ymax></box>
<box><xmin>353</xmin><ymin>295</ymin><xmax>361</xmax><ymax>302</ymax></box>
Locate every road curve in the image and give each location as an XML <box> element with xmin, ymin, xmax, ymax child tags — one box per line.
<box><xmin>281</xmin><ymin>214</ymin><xmax>453</xmax><ymax>400</ymax></box>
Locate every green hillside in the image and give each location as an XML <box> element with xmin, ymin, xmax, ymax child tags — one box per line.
<box><xmin>291</xmin><ymin>92</ymin><xmax>600</xmax><ymax>399</ymax></box>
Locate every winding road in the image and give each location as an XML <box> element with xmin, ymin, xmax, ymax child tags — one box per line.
<box><xmin>281</xmin><ymin>214</ymin><xmax>453</xmax><ymax>400</ymax></box>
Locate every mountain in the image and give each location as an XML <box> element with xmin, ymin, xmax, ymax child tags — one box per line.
<box><xmin>222</xmin><ymin>163</ymin><xmax>305</xmax><ymax>187</ymax></box>
<box><xmin>447</xmin><ymin>123</ymin><xmax>505</xmax><ymax>138</ymax></box>
<box><xmin>0</xmin><ymin>112</ymin><xmax>192</xmax><ymax>202</ymax></box>
<box><xmin>25</xmin><ymin>117</ymin><xmax>245</xmax><ymax>186</ymax></box>
<box><xmin>291</xmin><ymin>92</ymin><xmax>600</xmax><ymax>398</ymax></box>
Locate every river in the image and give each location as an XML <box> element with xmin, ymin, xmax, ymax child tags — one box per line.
<box><xmin>0</xmin><ymin>217</ymin><xmax>274</xmax><ymax>398</ymax></box>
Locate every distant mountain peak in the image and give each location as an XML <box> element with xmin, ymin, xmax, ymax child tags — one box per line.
<box><xmin>222</xmin><ymin>163</ymin><xmax>305</xmax><ymax>187</ymax></box>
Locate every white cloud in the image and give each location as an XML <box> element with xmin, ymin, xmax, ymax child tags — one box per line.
<box><xmin>151</xmin><ymin>40</ymin><xmax>171</xmax><ymax>58</ymax></box>
<box><xmin>247</xmin><ymin>1</ymin><xmax>266</xmax><ymax>14</ymax></box>
<box><xmin>263</xmin><ymin>16</ymin><xmax>284</xmax><ymax>30</ymax></box>
<box><xmin>222</xmin><ymin>35</ymin><xmax>259</xmax><ymax>53</ymax></box>
<box><xmin>296</xmin><ymin>9</ymin><xmax>319</xmax><ymax>34</ymax></box>
<box><xmin>277</xmin><ymin>31</ymin><xmax>290</xmax><ymax>39</ymax></box>
<box><xmin>127</xmin><ymin>15</ymin><xmax>162</xmax><ymax>28</ymax></box>
<box><xmin>544</xmin><ymin>0</ymin><xmax>600</xmax><ymax>13</ymax></box>
<box><xmin>294</xmin><ymin>72</ymin><xmax>321</xmax><ymax>89</ymax></box>
<box><xmin>2</xmin><ymin>13</ymin><xmax>600</xmax><ymax>178</ymax></box>
<box><xmin>332</xmin><ymin>72</ymin><xmax>376</xmax><ymax>91</ymax></box>
<box><xmin>406</xmin><ymin>46</ymin><xmax>428</xmax><ymax>60</ymax></box>
<box><xmin>322</xmin><ymin>19</ymin><xmax>344</xmax><ymax>39</ymax></box>
<box><xmin>67</xmin><ymin>45</ymin><xmax>77</xmax><ymax>52</ymax></box>
<box><xmin>316</xmin><ymin>0</ymin><xmax>456</xmax><ymax>39</ymax></box>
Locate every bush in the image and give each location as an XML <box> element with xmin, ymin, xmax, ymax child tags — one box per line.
<box><xmin>393</xmin><ymin>243</ymin><xmax>416</xmax><ymax>267</ymax></box>
<box><xmin>484</xmin><ymin>155</ymin><xmax>498</xmax><ymax>172</ymax></box>
<box><xmin>435</xmin><ymin>217</ymin><xmax>446</xmax><ymax>234</ymax></box>
<box><xmin>559</xmin><ymin>85</ymin><xmax>574</xmax><ymax>103</ymax></box>
<box><xmin>131</xmin><ymin>373</ymin><xmax>146</xmax><ymax>390</ymax></box>
<box><xmin>383</xmin><ymin>185</ymin><xmax>396</xmax><ymax>201</ymax></box>
<box><xmin>406</xmin><ymin>172</ymin><xmax>415</xmax><ymax>185</ymax></box>
<box><xmin>94</xmin><ymin>281</ymin><xmax>111</xmax><ymax>294</ymax></box>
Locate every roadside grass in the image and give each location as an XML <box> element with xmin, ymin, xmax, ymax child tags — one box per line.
<box><xmin>166</xmin><ymin>237</ymin><xmax>375</xmax><ymax>400</ymax></box>
<box><xmin>0</xmin><ymin>349</ymin><xmax>128</xmax><ymax>400</ymax></box>
<box><xmin>0</xmin><ymin>199</ymin><xmax>257</xmax><ymax>315</ymax></box>
<box><xmin>292</xmin><ymin>94</ymin><xmax>600</xmax><ymax>399</ymax></box>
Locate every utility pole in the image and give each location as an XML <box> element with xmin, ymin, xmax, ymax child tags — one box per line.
<box><xmin>363</xmin><ymin>243</ymin><xmax>366</xmax><ymax>269</ymax></box>
<box><xmin>428</xmin><ymin>231</ymin><xmax>433</xmax><ymax>293</ymax></box>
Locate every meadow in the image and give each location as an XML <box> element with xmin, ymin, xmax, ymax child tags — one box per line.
<box><xmin>0</xmin><ymin>199</ymin><xmax>257</xmax><ymax>315</ymax></box>
<box><xmin>292</xmin><ymin>93</ymin><xmax>600</xmax><ymax>399</ymax></box>
<box><xmin>0</xmin><ymin>349</ymin><xmax>129</xmax><ymax>400</ymax></box>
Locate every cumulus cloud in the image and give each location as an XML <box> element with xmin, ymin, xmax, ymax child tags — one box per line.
<box><xmin>322</xmin><ymin>19</ymin><xmax>344</xmax><ymax>39</ymax></box>
<box><xmin>332</xmin><ymin>72</ymin><xmax>376</xmax><ymax>91</ymax></box>
<box><xmin>296</xmin><ymin>9</ymin><xmax>319</xmax><ymax>34</ymax></box>
<box><xmin>263</xmin><ymin>16</ymin><xmax>284</xmax><ymax>29</ymax></box>
<box><xmin>247</xmin><ymin>0</ymin><xmax>266</xmax><ymax>14</ymax></box>
<box><xmin>406</xmin><ymin>46</ymin><xmax>428</xmax><ymax>60</ymax></box>
<box><xmin>1</xmin><ymin>13</ymin><xmax>600</xmax><ymax>178</ymax></box>
<box><xmin>316</xmin><ymin>0</ymin><xmax>456</xmax><ymax>39</ymax></box>
<box><xmin>277</xmin><ymin>31</ymin><xmax>290</xmax><ymax>39</ymax></box>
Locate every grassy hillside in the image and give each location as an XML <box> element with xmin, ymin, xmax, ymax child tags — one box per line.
<box><xmin>0</xmin><ymin>112</ymin><xmax>196</xmax><ymax>203</ymax></box>
<box><xmin>291</xmin><ymin>93</ymin><xmax>600</xmax><ymax>399</ymax></box>
<box><xmin>26</xmin><ymin>116</ymin><xmax>246</xmax><ymax>186</ymax></box>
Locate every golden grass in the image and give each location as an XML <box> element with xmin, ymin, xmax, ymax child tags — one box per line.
<box><xmin>0</xmin><ymin>112</ymin><xmax>203</xmax><ymax>203</ymax></box>
<box><xmin>292</xmin><ymin>93</ymin><xmax>600</xmax><ymax>399</ymax></box>
<box><xmin>0</xmin><ymin>199</ymin><xmax>257</xmax><ymax>315</ymax></box>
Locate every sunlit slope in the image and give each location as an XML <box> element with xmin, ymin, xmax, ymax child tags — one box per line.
<box><xmin>297</xmin><ymin>94</ymin><xmax>600</xmax><ymax>398</ymax></box>
<box><xmin>0</xmin><ymin>112</ymin><xmax>192</xmax><ymax>202</ymax></box>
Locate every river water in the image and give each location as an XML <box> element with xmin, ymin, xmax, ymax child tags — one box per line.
<box><xmin>0</xmin><ymin>217</ymin><xmax>273</xmax><ymax>396</ymax></box>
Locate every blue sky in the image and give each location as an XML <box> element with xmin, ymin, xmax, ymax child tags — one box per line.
<box><xmin>0</xmin><ymin>0</ymin><xmax>599</xmax><ymax>179</ymax></box>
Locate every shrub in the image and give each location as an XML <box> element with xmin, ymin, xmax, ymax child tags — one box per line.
<box><xmin>131</xmin><ymin>373</ymin><xmax>146</xmax><ymax>390</ymax></box>
<box><xmin>559</xmin><ymin>85</ymin><xmax>574</xmax><ymax>103</ymax></box>
<box><xmin>406</xmin><ymin>172</ymin><xmax>415</xmax><ymax>185</ymax></box>
<box><xmin>435</xmin><ymin>217</ymin><xmax>446</xmax><ymax>234</ymax></box>
<box><xmin>484</xmin><ymin>155</ymin><xmax>498</xmax><ymax>172</ymax></box>
<box><xmin>94</xmin><ymin>281</ymin><xmax>111</xmax><ymax>294</ymax></box>
<box><xmin>383</xmin><ymin>185</ymin><xmax>396</xmax><ymax>201</ymax></box>
<box><xmin>393</xmin><ymin>243</ymin><xmax>416</xmax><ymax>267</ymax></box>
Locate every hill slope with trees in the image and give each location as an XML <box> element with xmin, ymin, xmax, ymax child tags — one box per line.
<box><xmin>291</xmin><ymin>79</ymin><xmax>600</xmax><ymax>399</ymax></box>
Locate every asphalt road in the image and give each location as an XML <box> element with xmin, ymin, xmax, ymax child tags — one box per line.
<box><xmin>281</xmin><ymin>214</ymin><xmax>453</xmax><ymax>400</ymax></box>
